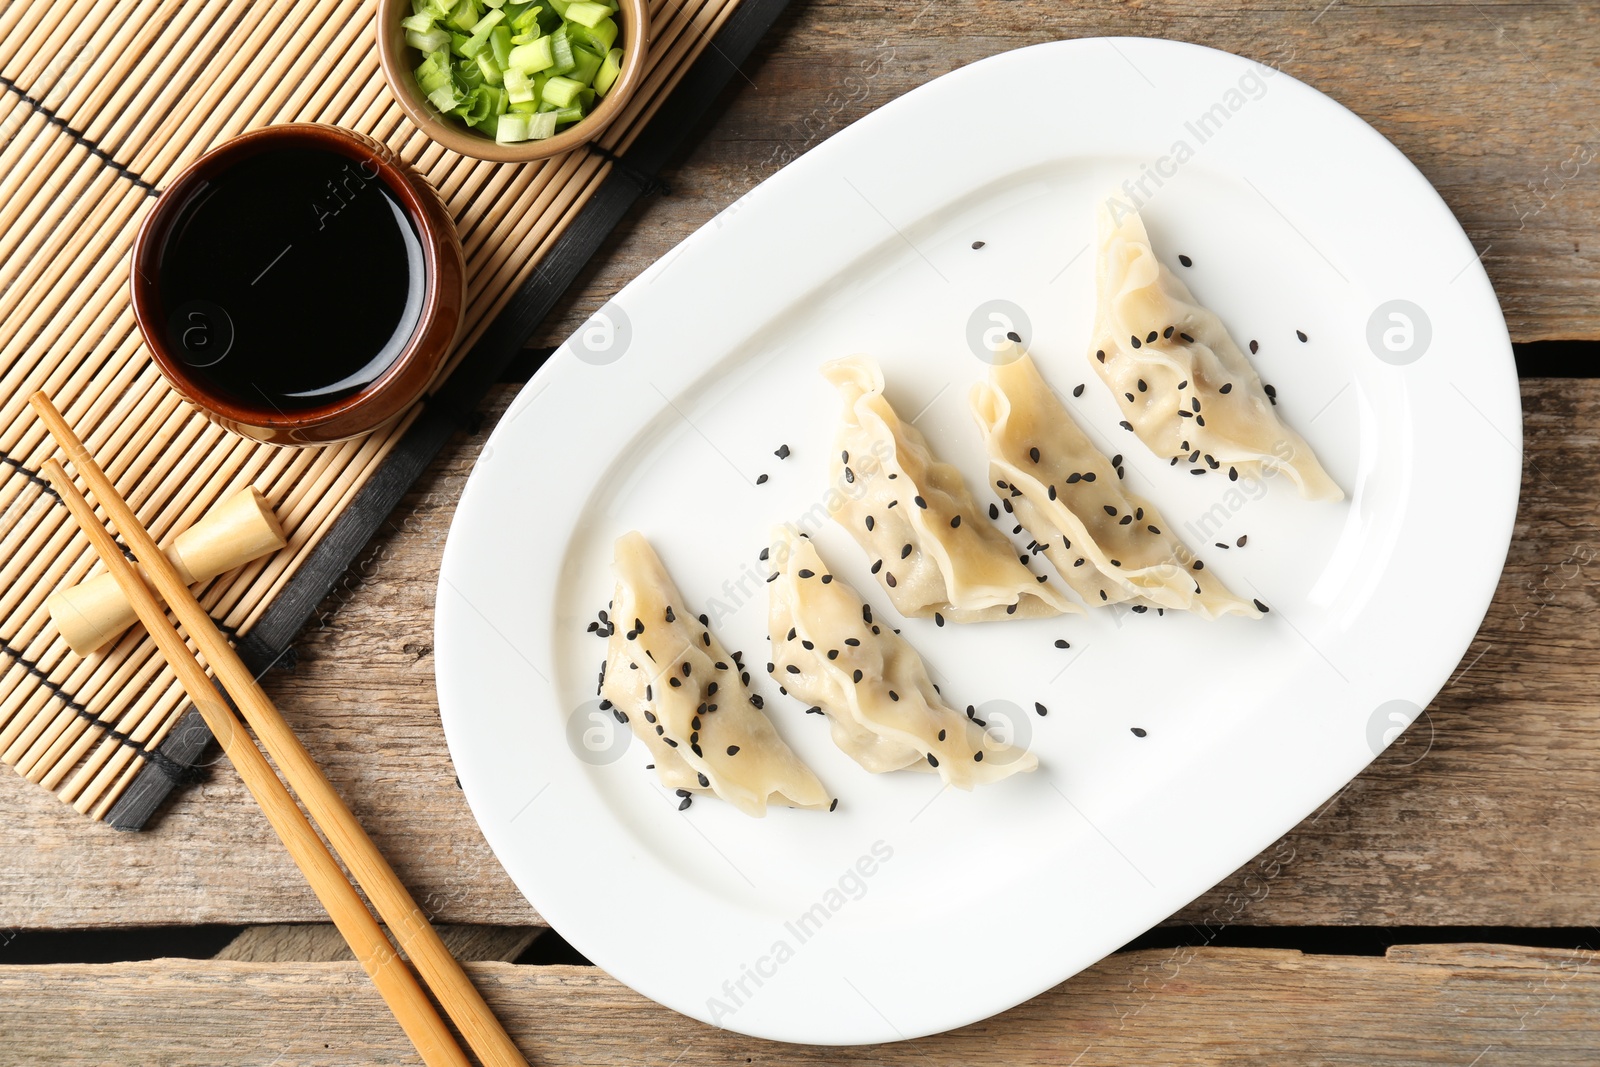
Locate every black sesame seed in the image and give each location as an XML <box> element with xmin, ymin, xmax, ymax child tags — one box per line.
<box><xmin>1006</xmin><ymin>604</ymin><xmax>1017</xmax><ymax>615</ymax></box>
<box><xmin>1100</xmin><ymin>590</ymin><xmax>1108</xmax><ymax>600</ymax></box>
<box><xmin>900</xmin><ymin>543</ymin><xmax>913</xmax><ymax>559</ymax></box>
<box><xmin>697</xmin><ymin>772</ymin><xmax>709</xmax><ymax>787</ymax></box>
<box><xmin>1073</xmin><ymin>383</ymin><xmax>1085</xmax><ymax>397</ymax></box>
<box><xmin>864</xmin><ymin>515</ymin><xmax>875</xmax><ymax>532</ymax></box>
<box><xmin>1131</xmin><ymin>727</ymin><xmax>1148</xmax><ymax>738</ymax></box>
<box><xmin>1249</xmin><ymin>339</ymin><xmax>1259</xmax><ymax>355</ymax></box>
<box><xmin>871</xmin><ymin>559</ymin><xmax>883</xmax><ymax>574</ymax></box>
<box><xmin>767</xmin><ymin>572</ymin><xmax>778</xmax><ymax>583</ymax></box>
<box><xmin>829</xmin><ymin>797</ymin><xmax>839</xmax><ymax>811</ymax></box>
<box><xmin>1192</xmin><ymin>397</ymin><xmax>1202</xmax><ymax>413</ymax></box>
<box><xmin>1034</xmin><ymin>702</ymin><xmax>1048</xmax><ymax>717</ymax></box>
<box><xmin>1125</xmin><ymin>392</ymin><xmax>1136</xmax><ymax>403</ymax></box>
<box><xmin>1083</xmin><ymin>472</ymin><xmax>1096</xmax><ymax>482</ymax></box>
<box><xmin>1191</xmin><ymin>468</ymin><xmax>1206</xmax><ymax>475</ymax></box>
<box><xmin>886</xmin><ymin>572</ymin><xmax>897</xmax><ymax>588</ymax></box>
<box><xmin>1130</xmin><ymin>335</ymin><xmax>1141</xmax><ymax>349</ymax></box>
<box><xmin>1196</xmin><ymin>415</ymin><xmax>1205</xmax><ymax>427</ymax></box>
<box><xmin>1229</xmin><ymin>467</ymin><xmax>1238</xmax><ymax>481</ymax></box>
<box><xmin>1219</xmin><ymin>383</ymin><xmax>1233</xmax><ymax>394</ymax></box>
<box><xmin>806</xmin><ymin>706</ymin><xmax>823</xmax><ymax>715</ymax></box>
<box><xmin>1216</xmin><ymin>542</ymin><xmax>1229</xmax><ymax>550</ymax></box>
<box><xmin>989</xmin><ymin>503</ymin><xmax>999</xmax><ymax>520</ymax></box>
<box><xmin>888</xmin><ymin>690</ymin><xmax>899</xmax><ymax>702</ymax></box>
<box><xmin>1148</xmin><ymin>525</ymin><xmax>1161</xmax><ymax>534</ymax></box>
<box><xmin>1096</xmin><ymin>350</ymin><xmax>1106</xmax><ymax>363</ymax></box>
<box><xmin>586</xmin><ymin>621</ymin><xmax>599</xmax><ymax>633</ymax></box>
<box><xmin>1179</xmin><ymin>332</ymin><xmax>1194</xmax><ymax>343</ymax></box>
<box><xmin>1178</xmin><ymin>254</ymin><xmax>1193</xmax><ymax>267</ymax></box>
<box><xmin>676</xmin><ymin>788</ymin><xmax>690</xmax><ymax>797</ymax></box>
<box><xmin>1193</xmin><ymin>560</ymin><xmax>1204</xmax><ymax>570</ymax></box>
<box><xmin>786</xmin><ymin>664</ymin><xmax>800</xmax><ymax>675</ymax></box>
<box><xmin>1296</xmin><ymin>329</ymin><xmax>1308</xmax><ymax>342</ymax></box>
<box><xmin>1006</xmin><ymin>330</ymin><xmax>1021</xmax><ymax>343</ymax></box>
<box><xmin>914</xmin><ymin>495</ymin><xmax>927</xmax><ymax>509</ymax></box>
<box><xmin>1237</xmin><ymin>535</ymin><xmax>1248</xmax><ymax>547</ymax></box>
<box><xmin>1132</xmin><ymin>604</ymin><xmax>1147</xmax><ymax>613</ymax></box>
<box><xmin>1110</xmin><ymin>559</ymin><xmax>1121</xmax><ymax>567</ymax></box>
<box><xmin>1254</xmin><ymin>599</ymin><xmax>1270</xmax><ymax>613</ymax></box>
<box><xmin>1120</xmin><ymin>421</ymin><xmax>1133</xmax><ymax>430</ymax></box>
<box><xmin>679</xmin><ymin>796</ymin><xmax>692</xmax><ymax>810</ymax></box>
<box><xmin>1029</xmin><ymin>446</ymin><xmax>1040</xmax><ymax>463</ymax></box>
<box><xmin>664</xmin><ymin>737</ymin><xmax>677</xmax><ymax>747</ymax></box>
<box><xmin>972</xmin><ymin>240</ymin><xmax>985</xmax><ymax>249</ymax></box>
<box><xmin>1048</xmin><ymin>485</ymin><xmax>1057</xmax><ymax>501</ymax></box>
<box><xmin>1076</xmin><ymin>558</ymin><xmax>1085</xmax><ymax>567</ymax></box>
<box><xmin>1104</xmin><ymin>505</ymin><xmax>1117</xmax><ymax>516</ymax></box>
<box><xmin>949</xmin><ymin>514</ymin><xmax>962</xmax><ymax>529</ymax></box>
<box><xmin>1264</xmin><ymin>383</ymin><xmax>1276</xmax><ymax>398</ymax></box>
<box><xmin>935</xmin><ymin>613</ymin><xmax>946</xmax><ymax>628</ymax></box>
<box><xmin>798</xmin><ymin>569</ymin><xmax>814</xmax><ymax>578</ymax></box>
<box><xmin>927</xmin><ymin>753</ymin><xmax>939</xmax><ymax>768</ymax></box>
<box><xmin>852</xmin><ymin>669</ymin><xmax>863</xmax><ymax>683</ymax></box>
<box><xmin>1162</xmin><ymin>326</ymin><xmax>1174</xmax><ymax>339</ymax></box>
<box><xmin>1066</xmin><ymin>472</ymin><xmax>1081</xmax><ymax>484</ymax></box>
<box><xmin>1146</xmin><ymin>330</ymin><xmax>1158</xmax><ymax>344</ymax></box>
<box><xmin>756</xmin><ymin>473</ymin><xmax>769</xmax><ymax>484</ymax></box>
<box><xmin>844</xmin><ymin>466</ymin><xmax>855</xmax><ymax>483</ymax></box>
<box><xmin>775</xmin><ymin>443</ymin><xmax>790</xmax><ymax>459</ymax></box>
<box><xmin>1054</xmin><ymin>639</ymin><xmax>1070</xmax><ymax>649</ymax></box>
<box><xmin>1119</xmin><ymin>515</ymin><xmax>1132</xmax><ymax>526</ymax></box>
<box><xmin>750</xmin><ymin>694</ymin><xmax>763</xmax><ymax>709</ymax></box>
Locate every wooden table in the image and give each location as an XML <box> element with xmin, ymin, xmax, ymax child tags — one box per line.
<box><xmin>5</xmin><ymin>1</ymin><xmax>1600</xmax><ymax>1062</ymax></box>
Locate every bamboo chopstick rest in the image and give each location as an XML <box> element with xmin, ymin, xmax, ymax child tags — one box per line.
<box><xmin>47</xmin><ymin>487</ymin><xmax>285</xmax><ymax>656</ymax></box>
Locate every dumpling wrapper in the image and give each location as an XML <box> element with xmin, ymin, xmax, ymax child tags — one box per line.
<box><xmin>971</xmin><ymin>349</ymin><xmax>1259</xmax><ymax>620</ymax></box>
<box><xmin>1091</xmin><ymin>201</ymin><xmax>1343</xmax><ymax>501</ymax></box>
<box><xmin>766</xmin><ymin>525</ymin><xmax>1037</xmax><ymax>788</ymax></box>
<box><xmin>599</xmin><ymin>531</ymin><xmax>831</xmax><ymax>817</ymax></box>
<box><xmin>822</xmin><ymin>355</ymin><xmax>1076</xmax><ymax>623</ymax></box>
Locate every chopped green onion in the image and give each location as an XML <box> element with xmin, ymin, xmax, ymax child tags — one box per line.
<box><xmin>407</xmin><ymin>26</ymin><xmax>452</xmax><ymax>52</ymax></box>
<box><xmin>565</xmin><ymin>16</ymin><xmax>616</xmax><ymax>54</ymax></box>
<box><xmin>567</xmin><ymin>46</ymin><xmax>601</xmax><ymax>86</ymax></box>
<box><xmin>496</xmin><ymin>113</ymin><xmax>530</xmax><ymax>143</ymax></box>
<box><xmin>548</xmin><ymin>25</ymin><xmax>576</xmax><ymax>74</ymax></box>
<box><xmin>562</xmin><ymin>1</ymin><xmax>611</xmax><ymax>28</ymax></box>
<box><xmin>526</xmin><ymin>111</ymin><xmax>559</xmax><ymax>138</ymax></box>
<box><xmin>541</xmin><ymin>74</ymin><xmax>585</xmax><ymax>108</ymax></box>
<box><xmin>405</xmin><ymin>0</ymin><xmax>622</xmax><ymax>143</ymax></box>
<box><xmin>592</xmin><ymin>47</ymin><xmax>621</xmax><ymax>95</ymax></box>
<box><xmin>507</xmin><ymin>36</ymin><xmax>554</xmax><ymax>73</ymax></box>
<box><xmin>490</xmin><ymin>24</ymin><xmax>513</xmax><ymax>67</ymax></box>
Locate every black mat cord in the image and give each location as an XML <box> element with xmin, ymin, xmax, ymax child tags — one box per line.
<box><xmin>0</xmin><ymin>74</ymin><xmax>160</xmax><ymax>195</ymax></box>
<box><xmin>0</xmin><ymin>451</ymin><xmax>60</xmax><ymax>500</ymax></box>
<box><xmin>584</xmin><ymin>141</ymin><xmax>671</xmax><ymax>196</ymax></box>
<box><xmin>0</xmin><ymin>637</ymin><xmax>200</xmax><ymax>785</ymax></box>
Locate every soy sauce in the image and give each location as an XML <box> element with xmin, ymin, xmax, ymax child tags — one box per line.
<box><xmin>157</xmin><ymin>146</ymin><xmax>426</xmax><ymax>410</ymax></box>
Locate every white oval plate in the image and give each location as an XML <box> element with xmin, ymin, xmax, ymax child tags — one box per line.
<box><xmin>435</xmin><ymin>37</ymin><xmax>1520</xmax><ymax>1045</ymax></box>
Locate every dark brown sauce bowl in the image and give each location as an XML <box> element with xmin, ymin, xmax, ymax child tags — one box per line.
<box><xmin>130</xmin><ymin>123</ymin><xmax>465</xmax><ymax>445</ymax></box>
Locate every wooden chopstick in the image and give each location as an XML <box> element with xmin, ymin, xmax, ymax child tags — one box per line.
<box><xmin>32</xmin><ymin>392</ymin><xmax>530</xmax><ymax>1067</ymax></box>
<box><xmin>40</xmin><ymin>457</ymin><xmax>472</xmax><ymax>1067</ymax></box>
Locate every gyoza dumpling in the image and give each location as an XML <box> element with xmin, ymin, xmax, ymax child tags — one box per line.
<box><xmin>1091</xmin><ymin>201</ymin><xmax>1343</xmax><ymax>501</ymax></box>
<box><xmin>971</xmin><ymin>348</ymin><xmax>1259</xmax><ymax>619</ymax></box>
<box><xmin>599</xmin><ymin>532</ymin><xmax>831</xmax><ymax>817</ymax></box>
<box><xmin>822</xmin><ymin>355</ymin><xmax>1076</xmax><ymax>623</ymax></box>
<box><xmin>766</xmin><ymin>525</ymin><xmax>1037</xmax><ymax>787</ymax></box>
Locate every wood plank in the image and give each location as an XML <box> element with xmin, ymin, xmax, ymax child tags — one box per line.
<box><xmin>2</xmin><ymin>944</ymin><xmax>1599</xmax><ymax>1064</ymax></box>
<box><xmin>0</xmin><ymin>378</ymin><xmax>1590</xmax><ymax>929</ymax></box>
<box><xmin>526</xmin><ymin>0</ymin><xmax>1600</xmax><ymax>348</ymax></box>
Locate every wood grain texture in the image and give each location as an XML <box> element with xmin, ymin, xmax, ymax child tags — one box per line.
<box><xmin>3</xmin><ymin>945</ymin><xmax>1600</xmax><ymax>1065</ymax></box>
<box><xmin>1</xmin><ymin>378</ymin><xmax>1592</xmax><ymax>929</ymax></box>
<box><xmin>525</xmin><ymin>0</ymin><xmax>1600</xmax><ymax>348</ymax></box>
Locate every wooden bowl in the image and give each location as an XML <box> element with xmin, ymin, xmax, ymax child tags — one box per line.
<box><xmin>375</xmin><ymin>0</ymin><xmax>649</xmax><ymax>163</ymax></box>
<box><xmin>129</xmin><ymin>123</ymin><xmax>467</xmax><ymax>445</ymax></box>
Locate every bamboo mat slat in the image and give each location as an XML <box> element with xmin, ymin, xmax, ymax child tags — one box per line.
<box><xmin>0</xmin><ymin>0</ymin><xmax>750</xmax><ymax>821</ymax></box>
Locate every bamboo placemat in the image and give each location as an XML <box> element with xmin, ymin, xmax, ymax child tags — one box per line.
<box><xmin>0</xmin><ymin>0</ymin><xmax>777</xmax><ymax>826</ymax></box>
